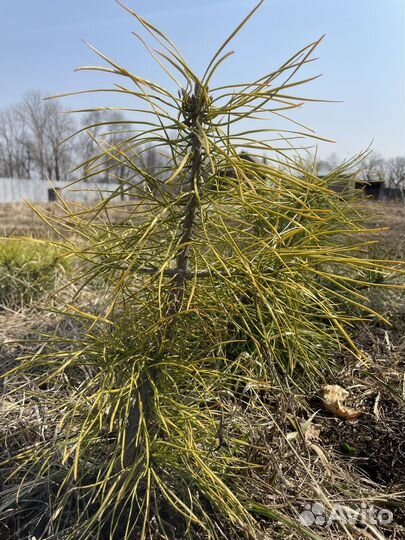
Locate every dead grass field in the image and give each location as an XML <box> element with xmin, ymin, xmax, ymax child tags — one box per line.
<box><xmin>0</xmin><ymin>200</ymin><xmax>404</xmax><ymax>539</ymax></box>
<box><xmin>0</xmin><ymin>201</ymin><xmax>143</xmax><ymax>239</ymax></box>
<box><xmin>0</xmin><ymin>203</ymin><xmax>65</xmax><ymax>238</ymax></box>
<box><xmin>1</xmin><ymin>199</ymin><xmax>403</xmax><ymax>235</ymax></box>
<box><xmin>365</xmin><ymin>201</ymin><xmax>405</xmax><ymax>254</ymax></box>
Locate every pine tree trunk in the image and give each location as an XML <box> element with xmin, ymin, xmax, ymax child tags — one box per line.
<box><xmin>123</xmin><ymin>82</ymin><xmax>204</xmax><ymax>470</ymax></box>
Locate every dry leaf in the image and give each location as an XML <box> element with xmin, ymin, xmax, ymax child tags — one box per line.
<box><xmin>321</xmin><ymin>384</ymin><xmax>363</xmax><ymax>420</ymax></box>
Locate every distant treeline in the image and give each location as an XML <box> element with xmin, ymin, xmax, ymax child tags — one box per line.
<box><xmin>1</xmin><ymin>91</ymin><xmax>404</xmax><ymax>193</ymax></box>
<box><xmin>318</xmin><ymin>152</ymin><xmax>405</xmax><ymax>191</ymax></box>
<box><xmin>0</xmin><ymin>91</ymin><xmax>162</xmax><ymax>183</ymax></box>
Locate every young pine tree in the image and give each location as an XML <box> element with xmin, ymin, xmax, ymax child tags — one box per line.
<box><xmin>2</xmin><ymin>2</ymin><xmax>403</xmax><ymax>539</ymax></box>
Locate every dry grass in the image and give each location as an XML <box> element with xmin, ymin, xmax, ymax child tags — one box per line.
<box><xmin>0</xmin><ymin>203</ymin><xmax>59</xmax><ymax>238</ymax></box>
<box><xmin>1</xmin><ymin>313</ymin><xmax>404</xmax><ymax>539</ymax></box>
<box><xmin>0</xmin><ymin>200</ymin><xmax>404</xmax><ymax>539</ymax></box>
<box><xmin>363</xmin><ymin>201</ymin><xmax>405</xmax><ymax>258</ymax></box>
<box><xmin>0</xmin><ymin>202</ymin><xmax>145</xmax><ymax>242</ymax></box>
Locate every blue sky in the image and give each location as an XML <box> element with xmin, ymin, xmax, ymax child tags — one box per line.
<box><xmin>1</xmin><ymin>0</ymin><xmax>404</xmax><ymax>159</ymax></box>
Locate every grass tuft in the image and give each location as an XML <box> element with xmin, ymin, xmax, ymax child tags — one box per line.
<box><xmin>0</xmin><ymin>238</ymin><xmax>69</xmax><ymax>309</ymax></box>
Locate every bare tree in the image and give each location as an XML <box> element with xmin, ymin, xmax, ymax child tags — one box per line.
<box><xmin>77</xmin><ymin>111</ymin><xmax>127</xmax><ymax>182</ymax></box>
<box><xmin>20</xmin><ymin>91</ymin><xmax>50</xmax><ymax>179</ymax></box>
<box><xmin>46</xmin><ymin>102</ymin><xmax>76</xmax><ymax>181</ymax></box>
<box><xmin>385</xmin><ymin>157</ymin><xmax>405</xmax><ymax>189</ymax></box>
<box><xmin>0</xmin><ymin>94</ymin><xmax>163</xmax><ymax>189</ymax></box>
<box><xmin>77</xmin><ymin>111</ymin><xmax>146</xmax><ymax>187</ymax></box>
<box><xmin>318</xmin><ymin>152</ymin><xmax>340</xmax><ymax>174</ymax></box>
<box><xmin>0</xmin><ymin>106</ymin><xmax>32</xmax><ymax>178</ymax></box>
<box><xmin>361</xmin><ymin>152</ymin><xmax>386</xmax><ymax>183</ymax></box>
<box><xmin>20</xmin><ymin>91</ymin><xmax>75</xmax><ymax>180</ymax></box>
